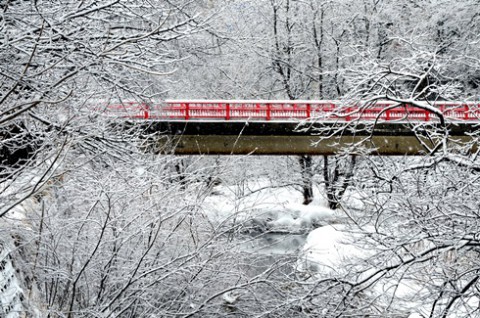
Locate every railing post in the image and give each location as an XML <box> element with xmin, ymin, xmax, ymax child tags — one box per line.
<box><xmin>143</xmin><ymin>103</ymin><xmax>149</xmax><ymax>119</ymax></box>
<box><xmin>184</xmin><ymin>103</ymin><xmax>190</xmax><ymax>120</ymax></box>
<box><xmin>226</xmin><ymin>103</ymin><xmax>230</xmax><ymax>120</ymax></box>
<box><xmin>439</xmin><ymin>103</ymin><xmax>445</xmax><ymax>115</ymax></box>
<box><xmin>464</xmin><ymin>104</ymin><xmax>469</xmax><ymax>120</ymax></box>
<box><xmin>306</xmin><ymin>103</ymin><xmax>311</xmax><ymax>119</ymax></box>
<box><xmin>266</xmin><ymin>103</ymin><xmax>271</xmax><ymax>121</ymax></box>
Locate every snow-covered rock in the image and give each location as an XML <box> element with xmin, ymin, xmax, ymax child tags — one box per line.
<box><xmin>0</xmin><ymin>241</ymin><xmax>26</xmax><ymax>318</ymax></box>
<box><xmin>203</xmin><ymin>180</ymin><xmax>341</xmax><ymax>233</ymax></box>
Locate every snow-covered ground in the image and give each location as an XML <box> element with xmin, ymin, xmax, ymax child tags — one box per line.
<box><xmin>297</xmin><ymin>223</ymin><xmax>434</xmax><ymax>316</ymax></box>
<box><xmin>202</xmin><ymin>179</ymin><xmax>476</xmax><ymax>317</ymax></box>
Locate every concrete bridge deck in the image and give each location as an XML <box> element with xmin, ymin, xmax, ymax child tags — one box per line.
<box><xmin>139</xmin><ymin>121</ymin><xmax>478</xmax><ymax>155</ymax></box>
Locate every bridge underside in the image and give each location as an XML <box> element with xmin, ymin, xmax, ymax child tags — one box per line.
<box><xmin>138</xmin><ymin>121</ymin><xmax>478</xmax><ymax>155</ymax></box>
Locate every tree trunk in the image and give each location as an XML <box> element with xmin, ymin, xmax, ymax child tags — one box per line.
<box><xmin>323</xmin><ymin>155</ymin><xmax>356</xmax><ymax>209</ymax></box>
<box><xmin>299</xmin><ymin>155</ymin><xmax>314</xmax><ymax>205</ymax></box>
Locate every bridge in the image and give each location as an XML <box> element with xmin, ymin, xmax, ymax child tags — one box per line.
<box><xmin>105</xmin><ymin>100</ymin><xmax>480</xmax><ymax>155</ymax></box>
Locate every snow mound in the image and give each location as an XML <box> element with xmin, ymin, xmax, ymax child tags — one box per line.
<box><xmin>297</xmin><ymin>224</ymin><xmax>371</xmax><ymax>275</ymax></box>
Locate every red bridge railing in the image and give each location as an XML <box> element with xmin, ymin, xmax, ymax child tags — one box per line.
<box><xmin>104</xmin><ymin>100</ymin><xmax>480</xmax><ymax>122</ymax></box>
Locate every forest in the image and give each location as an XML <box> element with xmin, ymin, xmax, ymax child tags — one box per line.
<box><xmin>1</xmin><ymin>0</ymin><xmax>480</xmax><ymax>317</ymax></box>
